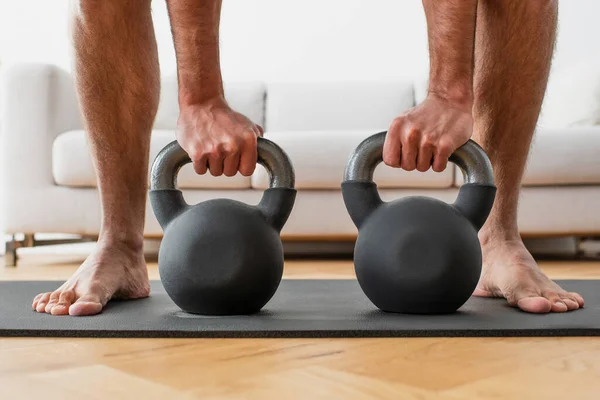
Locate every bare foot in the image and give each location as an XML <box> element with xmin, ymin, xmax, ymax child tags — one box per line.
<box><xmin>473</xmin><ymin>235</ymin><xmax>585</xmax><ymax>313</ymax></box>
<box><xmin>31</xmin><ymin>240</ymin><xmax>150</xmax><ymax>316</ymax></box>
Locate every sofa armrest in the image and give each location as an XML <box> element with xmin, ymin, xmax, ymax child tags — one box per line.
<box><xmin>1</xmin><ymin>63</ymin><xmax>83</xmax><ymax>190</ymax></box>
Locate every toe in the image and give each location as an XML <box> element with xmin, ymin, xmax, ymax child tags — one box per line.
<box><xmin>560</xmin><ymin>297</ymin><xmax>579</xmax><ymax>311</ymax></box>
<box><xmin>543</xmin><ymin>291</ymin><xmax>568</xmax><ymax>313</ymax></box>
<box><xmin>559</xmin><ymin>292</ymin><xmax>581</xmax><ymax>311</ymax></box>
<box><xmin>69</xmin><ymin>294</ymin><xmax>104</xmax><ymax>316</ymax></box>
<box><xmin>551</xmin><ymin>301</ymin><xmax>568</xmax><ymax>312</ymax></box>
<box><xmin>32</xmin><ymin>293</ymin><xmax>44</xmax><ymax>310</ymax></box>
<box><xmin>69</xmin><ymin>302</ymin><xmax>103</xmax><ymax>316</ymax></box>
<box><xmin>569</xmin><ymin>292</ymin><xmax>585</xmax><ymax>308</ymax></box>
<box><xmin>506</xmin><ymin>287</ymin><xmax>552</xmax><ymax>313</ymax></box>
<box><xmin>35</xmin><ymin>293</ymin><xmax>52</xmax><ymax>313</ymax></box>
<box><xmin>44</xmin><ymin>291</ymin><xmax>61</xmax><ymax>313</ymax></box>
<box><xmin>50</xmin><ymin>291</ymin><xmax>75</xmax><ymax>316</ymax></box>
<box><xmin>472</xmin><ymin>287</ymin><xmax>497</xmax><ymax>297</ymax></box>
<box><xmin>516</xmin><ymin>296</ymin><xmax>552</xmax><ymax>313</ymax></box>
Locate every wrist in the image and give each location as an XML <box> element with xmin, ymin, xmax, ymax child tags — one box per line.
<box><xmin>177</xmin><ymin>69</ymin><xmax>225</xmax><ymax>108</ymax></box>
<box><xmin>179</xmin><ymin>90</ymin><xmax>226</xmax><ymax>110</ymax></box>
<box><xmin>427</xmin><ymin>83</ymin><xmax>474</xmax><ymax>110</ymax></box>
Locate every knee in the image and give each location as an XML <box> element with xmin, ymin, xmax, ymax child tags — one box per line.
<box><xmin>73</xmin><ymin>0</ymin><xmax>151</xmax><ymax>21</ymax></box>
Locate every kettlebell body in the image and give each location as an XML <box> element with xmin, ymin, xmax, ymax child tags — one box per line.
<box><xmin>342</xmin><ymin>132</ymin><xmax>496</xmax><ymax>314</ymax></box>
<box><xmin>150</xmin><ymin>139</ymin><xmax>296</xmax><ymax>315</ymax></box>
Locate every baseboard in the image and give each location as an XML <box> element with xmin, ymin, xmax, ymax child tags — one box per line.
<box><xmin>2</xmin><ymin>233</ymin><xmax>599</xmax><ymax>260</ymax></box>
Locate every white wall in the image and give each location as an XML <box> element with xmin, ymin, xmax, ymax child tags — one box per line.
<box><xmin>0</xmin><ymin>0</ymin><xmax>429</xmax><ymax>81</ymax></box>
<box><xmin>0</xmin><ymin>1</ymin><xmax>599</xmax><ymax>242</ymax></box>
<box><xmin>2</xmin><ymin>1</ymin><xmax>598</xmax><ymax>82</ymax></box>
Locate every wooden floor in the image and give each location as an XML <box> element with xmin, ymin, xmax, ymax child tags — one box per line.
<box><xmin>2</xmin><ymin>253</ymin><xmax>600</xmax><ymax>399</ymax></box>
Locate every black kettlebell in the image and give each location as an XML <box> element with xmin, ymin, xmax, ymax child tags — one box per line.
<box><xmin>341</xmin><ymin>131</ymin><xmax>496</xmax><ymax>314</ymax></box>
<box><xmin>149</xmin><ymin>138</ymin><xmax>296</xmax><ymax>315</ymax></box>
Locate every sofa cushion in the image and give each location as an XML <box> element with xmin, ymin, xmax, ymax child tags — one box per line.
<box><xmin>265</xmin><ymin>81</ymin><xmax>415</xmax><ymax>131</ymax></box>
<box><xmin>52</xmin><ymin>130</ymin><xmax>252</xmax><ymax>189</ymax></box>
<box><xmin>455</xmin><ymin>127</ymin><xmax>600</xmax><ymax>186</ymax></box>
<box><xmin>252</xmin><ymin>130</ymin><xmax>454</xmax><ymax>189</ymax></box>
<box><xmin>154</xmin><ymin>77</ymin><xmax>266</xmax><ymax>129</ymax></box>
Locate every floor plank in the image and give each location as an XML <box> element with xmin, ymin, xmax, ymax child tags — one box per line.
<box><xmin>1</xmin><ymin>253</ymin><xmax>600</xmax><ymax>398</ymax></box>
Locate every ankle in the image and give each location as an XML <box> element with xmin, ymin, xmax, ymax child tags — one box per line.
<box><xmin>97</xmin><ymin>231</ymin><xmax>145</xmax><ymax>254</ymax></box>
<box><xmin>478</xmin><ymin>226</ymin><xmax>521</xmax><ymax>247</ymax></box>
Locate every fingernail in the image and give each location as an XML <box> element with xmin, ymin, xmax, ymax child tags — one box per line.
<box><xmin>554</xmin><ymin>301</ymin><xmax>566</xmax><ymax>308</ymax></box>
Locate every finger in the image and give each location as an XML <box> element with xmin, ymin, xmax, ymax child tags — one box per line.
<box><xmin>238</xmin><ymin>136</ymin><xmax>258</xmax><ymax>177</ymax></box>
<box><xmin>223</xmin><ymin>151</ymin><xmax>241</xmax><ymax>177</ymax></box>
<box><xmin>416</xmin><ymin>138</ymin><xmax>434</xmax><ymax>172</ymax></box>
<box><xmin>254</xmin><ymin>125</ymin><xmax>264</xmax><ymax>138</ymax></box>
<box><xmin>383</xmin><ymin>120</ymin><xmax>402</xmax><ymax>167</ymax></box>
<box><xmin>208</xmin><ymin>151</ymin><xmax>225</xmax><ymax>177</ymax></box>
<box><xmin>432</xmin><ymin>141</ymin><xmax>452</xmax><ymax>173</ymax></box>
<box><xmin>193</xmin><ymin>154</ymin><xmax>208</xmax><ymax>175</ymax></box>
<box><xmin>400</xmin><ymin>127</ymin><xmax>419</xmax><ymax>171</ymax></box>
<box><xmin>432</xmin><ymin>154</ymin><xmax>449</xmax><ymax>173</ymax></box>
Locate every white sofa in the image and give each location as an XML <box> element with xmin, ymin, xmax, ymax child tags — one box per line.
<box><xmin>2</xmin><ymin>63</ymin><xmax>600</xmax><ymax>265</ymax></box>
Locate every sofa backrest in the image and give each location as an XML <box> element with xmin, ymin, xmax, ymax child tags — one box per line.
<box><xmin>265</xmin><ymin>81</ymin><xmax>415</xmax><ymax>131</ymax></box>
<box><xmin>153</xmin><ymin>75</ymin><xmax>266</xmax><ymax>130</ymax></box>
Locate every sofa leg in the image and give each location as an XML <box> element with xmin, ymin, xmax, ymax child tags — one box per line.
<box><xmin>4</xmin><ymin>234</ymin><xmax>36</xmax><ymax>267</ymax></box>
<box><xmin>5</xmin><ymin>236</ymin><xmax>19</xmax><ymax>267</ymax></box>
<box><xmin>577</xmin><ymin>236</ymin><xmax>600</xmax><ymax>259</ymax></box>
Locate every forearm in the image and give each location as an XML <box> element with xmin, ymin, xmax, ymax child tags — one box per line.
<box><xmin>167</xmin><ymin>0</ymin><xmax>224</xmax><ymax>107</ymax></box>
<box><xmin>422</xmin><ymin>0</ymin><xmax>478</xmax><ymax>106</ymax></box>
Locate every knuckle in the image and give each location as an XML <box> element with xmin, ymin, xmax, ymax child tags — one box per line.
<box><xmin>421</xmin><ymin>135</ymin><xmax>436</xmax><ymax>149</ymax></box>
<box><xmin>437</xmin><ymin>142</ymin><xmax>454</xmax><ymax>157</ymax></box>
<box><xmin>404</xmin><ymin>127</ymin><xmax>420</xmax><ymax>143</ymax></box>
<box><xmin>220</xmin><ymin>140</ymin><xmax>238</xmax><ymax>155</ymax></box>
<box><xmin>244</xmin><ymin>130</ymin><xmax>258</xmax><ymax>145</ymax></box>
<box><xmin>189</xmin><ymin>150</ymin><xmax>202</xmax><ymax>162</ymax></box>
<box><xmin>206</xmin><ymin>147</ymin><xmax>223</xmax><ymax>159</ymax></box>
<box><xmin>389</xmin><ymin>117</ymin><xmax>404</xmax><ymax>131</ymax></box>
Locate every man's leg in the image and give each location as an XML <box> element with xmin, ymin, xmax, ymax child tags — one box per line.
<box><xmin>472</xmin><ymin>0</ymin><xmax>584</xmax><ymax>313</ymax></box>
<box><xmin>31</xmin><ymin>0</ymin><xmax>159</xmax><ymax>316</ymax></box>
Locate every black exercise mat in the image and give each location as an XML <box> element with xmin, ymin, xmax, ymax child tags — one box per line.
<box><xmin>1</xmin><ymin>280</ymin><xmax>599</xmax><ymax>338</ymax></box>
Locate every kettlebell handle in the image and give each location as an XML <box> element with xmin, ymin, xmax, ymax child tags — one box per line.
<box><xmin>150</xmin><ymin>138</ymin><xmax>296</xmax><ymax>232</ymax></box>
<box><xmin>151</xmin><ymin>138</ymin><xmax>295</xmax><ymax>190</ymax></box>
<box><xmin>342</xmin><ymin>131</ymin><xmax>496</xmax><ymax>230</ymax></box>
<box><xmin>343</xmin><ymin>131</ymin><xmax>494</xmax><ymax>185</ymax></box>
